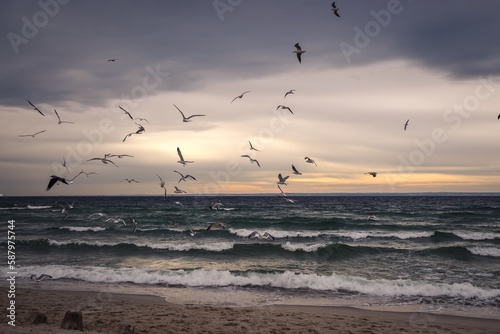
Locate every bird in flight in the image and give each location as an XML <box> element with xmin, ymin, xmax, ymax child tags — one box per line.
<box><xmin>119</xmin><ymin>106</ymin><xmax>133</xmax><ymax>120</ymax></box>
<box><xmin>87</xmin><ymin>157</ymin><xmax>119</xmax><ymax>168</ymax></box>
<box><xmin>174</xmin><ymin>186</ymin><xmax>187</xmax><ymax>194</ymax></box>
<box><xmin>207</xmin><ymin>222</ymin><xmax>226</xmax><ymax>230</ymax></box>
<box><xmin>123</xmin><ymin>123</ymin><xmax>145</xmax><ymax>142</ymax></box>
<box><xmin>276</xmin><ymin>173</ymin><xmax>289</xmax><ymax>186</ymax></box>
<box><xmin>27</xmin><ymin>100</ymin><xmax>45</xmax><ymax>116</ymax></box>
<box><xmin>69</xmin><ymin>170</ymin><xmax>98</xmax><ymax>182</ymax></box>
<box><xmin>292</xmin><ymin>165</ymin><xmax>302</xmax><ymax>175</ymax></box>
<box><xmin>249</xmin><ymin>141</ymin><xmax>260</xmax><ymax>151</ymax></box>
<box><xmin>156</xmin><ymin>174</ymin><xmax>167</xmax><ymax>198</ymax></box>
<box><xmin>248</xmin><ymin>231</ymin><xmax>275</xmax><ymax>241</ymax></box>
<box><xmin>331</xmin><ymin>2</ymin><xmax>340</xmax><ymax>17</ymax></box>
<box><xmin>174</xmin><ymin>170</ymin><xmax>196</xmax><ymax>183</ymax></box>
<box><xmin>231</xmin><ymin>90</ymin><xmax>251</xmax><ymax>104</ymax></box>
<box><xmin>284</xmin><ymin>90</ymin><xmax>295</xmax><ymax>99</ymax></box>
<box><xmin>131</xmin><ymin>219</ymin><xmax>137</xmax><ymax>233</ymax></box>
<box><xmin>365</xmin><ymin>172</ymin><xmax>378</xmax><ymax>178</ymax></box>
<box><xmin>30</xmin><ymin>274</ymin><xmax>52</xmax><ymax>284</ymax></box>
<box><xmin>134</xmin><ymin>117</ymin><xmax>149</xmax><ymax>124</ymax></box>
<box><xmin>54</xmin><ymin>109</ymin><xmax>74</xmax><ymax>124</ymax></box>
<box><xmin>404</xmin><ymin>119</ymin><xmax>409</xmax><ymax>131</ymax></box>
<box><xmin>46</xmin><ymin>175</ymin><xmax>70</xmax><ymax>191</ymax></box>
<box><xmin>18</xmin><ymin>130</ymin><xmax>46</xmax><ymax>138</ymax></box>
<box><xmin>293</xmin><ymin>43</ymin><xmax>306</xmax><ymax>64</ymax></box>
<box><xmin>105</xmin><ymin>153</ymin><xmax>134</xmax><ymax>159</ymax></box>
<box><xmin>174</xmin><ymin>104</ymin><xmax>205</xmax><ymax>122</ymax></box>
<box><xmin>276</xmin><ymin>105</ymin><xmax>294</xmax><ymax>114</ymax></box>
<box><xmin>61</xmin><ymin>157</ymin><xmax>69</xmax><ymax>174</ymax></box>
<box><xmin>121</xmin><ymin>179</ymin><xmax>140</xmax><ymax>183</ymax></box>
<box><xmin>304</xmin><ymin>156</ymin><xmax>317</xmax><ymax>166</ymax></box>
<box><xmin>107</xmin><ymin>58</ymin><xmax>118</xmax><ymax>62</ymax></box>
<box><xmin>241</xmin><ymin>155</ymin><xmax>261</xmax><ymax>167</ymax></box>
<box><xmin>177</xmin><ymin>147</ymin><xmax>194</xmax><ymax>166</ymax></box>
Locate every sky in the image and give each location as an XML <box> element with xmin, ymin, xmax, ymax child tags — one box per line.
<box><xmin>0</xmin><ymin>0</ymin><xmax>499</xmax><ymax>196</ymax></box>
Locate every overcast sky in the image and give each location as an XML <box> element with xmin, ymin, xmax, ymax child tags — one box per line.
<box><xmin>1</xmin><ymin>0</ymin><xmax>499</xmax><ymax>196</ymax></box>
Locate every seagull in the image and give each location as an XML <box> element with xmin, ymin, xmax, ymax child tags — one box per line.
<box><xmin>277</xmin><ymin>184</ymin><xmax>287</xmax><ymax>197</ymax></box>
<box><xmin>497</xmin><ymin>114</ymin><xmax>500</xmax><ymax>120</ymax></box>
<box><xmin>18</xmin><ymin>130</ymin><xmax>46</xmax><ymax>138</ymax></box>
<box><xmin>131</xmin><ymin>219</ymin><xmax>137</xmax><ymax>233</ymax></box>
<box><xmin>87</xmin><ymin>157</ymin><xmax>119</xmax><ymax>168</ymax></box>
<box><xmin>206</xmin><ymin>222</ymin><xmax>226</xmax><ymax>230</ymax></box>
<box><xmin>292</xmin><ymin>165</ymin><xmax>302</xmax><ymax>175</ymax></box>
<box><xmin>241</xmin><ymin>155</ymin><xmax>261</xmax><ymax>167</ymax></box>
<box><xmin>230</xmin><ymin>90</ymin><xmax>251</xmax><ymax>104</ymax></box>
<box><xmin>105</xmin><ymin>217</ymin><xmax>126</xmax><ymax>226</ymax></box>
<box><xmin>173</xmin><ymin>170</ymin><xmax>196</xmax><ymax>183</ymax></box>
<box><xmin>293</xmin><ymin>43</ymin><xmax>306</xmax><ymax>64</ymax></box>
<box><xmin>174</xmin><ymin>186</ymin><xmax>187</xmax><ymax>194</ymax></box>
<box><xmin>249</xmin><ymin>141</ymin><xmax>260</xmax><ymax>151</ymax></box>
<box><xmin>27</xmin><ymin>100</ymin><xmax>45</xmax><ymax>116</ymax></box>
<box><xmin>61</xmin><ymin>157</ymin><xmax>69</xmax><ymax>173</ymax></box>
<box><xmin>276</xmin><ymin>105</ymin><xmax>294</xmax><ymax>114</ymax></box>
<box><xmin>248</xmin><ymin>231</ymin><xmax>275</xmax><ymax>240</ymax></box>
<box><xmin>69</xmin><ymin>170</ymin><xmax>98</xmax><ymax>182</ymax></box>
<box><xmin>277</xmin><ymin>173</ymin><xmax>289</xmax><ymax>186</ymax></box>
<box><xmin>284</xmin><ymin>90</ymin><xmax>296</xmax><ymax>99</ymax></box>
<box><xmin>55</xmin><ymin>202</ymin><xmax>69</xmax><ymax>220</ymax></box>
<box><xmin>209</xmin><ymin>202</ymin><xmax>224</xmax><ymax>210</ymax></box>
<box><xmin>123</xmin><ymin>122</ymin><xmax>146</xmax><ymax>142</ymax></box>
<box><xmin>331</xmin><ymin>2</ymin><xmax>340</xmax><ymax>17</ymax></box>
<box><xmin>46</xmin><ymin>175</ymin><xmax>70</xmax><ymax>191</ymax></box>
<box><xmin>133</xmin><ymin>117</ymin><xmax>149</xmax><ymax>124</ymax></box>
<box><xmin>87</xmin><ymin>212</ymin><xmax>108</xmax><ymax>220</ymax></box>
<box><xmin>64</xmin><ymin>201</ymin><xmax>75</xmax><ymax>209</ymax></box>
<box><xmin>156</xmin><ymin>174</ymin><xmax>167</xmax><ymax>198</ymax></box>
<box><xmin>121</xmin><ymin>178</ymin><xmax>140</xmax><ymax>183</ymax></box>
<box><xmin>304</xmin><ymin>157</ymin><xmax>317</xmax><ymax>166</ymax></box>
<box><xmin>107</xmin><ymin>58</ymin><xmax>118</xmax><ymax>62</ymax></box>
<box><xmin>106</xmin><ymin>154</ymin><xmax>134</xmax><ymax>159</ymax></box>
<box><xmin>119</xmin><ymin>106</ymin><xmax>133</xmax><ymax>120</ymax></box>
<box><xmin>404</xmin><ymin>119</ymin><xmax>409</xmax><ymax>131</ymax></box>
<box><xmin>30</xmin><ymin>274</ymin><xmax>52</xmax><ymax>284</ymax></box>
<box><xmin>177</xmin><ymin>147</ymin><xmax>194</xmax><ymax>166</ymax></box>
<box><xmin>174</xmin><ymin>104</ymin><xmax>205</xmax><ymax>122</ymax></box>
<box><xmin>54</xmin><ymin>109</ymin><xmax>74</xmax><ymax>124</ymax></box>
<box><xmin>365</xmin><ymin>172</ymin><xmax>378</xmax><ymax>177</ymax></box>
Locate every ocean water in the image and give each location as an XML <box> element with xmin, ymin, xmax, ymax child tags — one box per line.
<box><xmin>1</xmin><ymin>195</ymin><xmax>500</xmax><ymax>317</ymax></box>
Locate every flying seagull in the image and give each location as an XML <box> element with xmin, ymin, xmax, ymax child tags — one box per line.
<box><xmin>54</xmin><ymin>109</ymin><xmax>74</xmax><ymax>124</ymax></box>
<box><xmin>18</xmin><ymin>130</ymin><xmax>46</xmax><ymax>138</ymax></box>
<box><xmin>156</xmin><ymin>174</ymin><xmax>167</xmax><ymax>198</ymax></box>
<box><xmin>277</xmin><ymin>173</ymin><xmax>289</xmax><ymax>186</ymax></box>
<box><xmin>230</xmin><ymin>90</ymin><xmax>251</xmax><ymax>104</ymax></box>
<box><xmin>106</xmin><ymin>154</ymin><xmax>134</xmax><ymax>159</ymax></box>
<box><xmin>55</xmin><ymin>202</ymin><xmax>69</xmax><ymax>220</ymax></box>
<box><xmin>292</xmin><ymin>165</ymin><xmax>302</xmax><ymax>175</ymax></box>
<box><xmin>174</xmin><ymin>186</ymin><xmax>187</xmax><ymax>194</ymax></box>
<box><xmin>331</xmin><ymin>2</ymin><xmax>340</xmax><ymax>17</ymax></box>
<box><xmin>119</xmin><ymin>106</ymin><xmax>133</xmax><ymax>120</ymax></box>
<box><xmin>46</xmin><ymin>175</ymin><xmax>70</xmax><ymax>191</ymax></box>
<box><xmin>173</xmin><ymin>170</ymin><xmax>196</xmax><ymax>183</ymax></box>
<box><xmin>30</xmin><ymin>274</ymin><xmax>52</xmax><ymax>284</ymax></box>
<box><xmin>131</xmin><ymin>219</ymin><xmax>137</xmax><ymax>233</ymax></box>
<box><xmin>293</xmin><ymin>43</ymin><xmax>306</xmax><ymax>64</ymax></box>
<box><xmin>404</xmin><ymin>119</ymin><xmax>409</xmax><ymax>131</ymax></box>
<box><xmin>284</xmin><ymin>90</ymin><xmax>296</xmax><ymax>99</ymax></box>
<box><xmin>121</xmin><ymin>178</ymin><xmax>140</xmax><ymax>183</ymax></box>
<box><xmin>87</xmin><ymin>157</ymin><xmax>119</xmax><ymax>168</ymax></box>
<box><xmin>61</xmin><ymin>157</ymin><xmax>69</xmax><ymax>174</ymax></box>
<box><xmin>177</xmin><ymin>147</ymin><xmax>194</xmax><ymax>166</ymax></box>
<box><xmin>133</xmin><ymin>117</ymin><xmax>149</xmax><ymax>124</ymax></box>
<box><xmin>248</xmin><ymin>231</ymin><xmax>275</xmax><ymax>241</ymax></box>
<box><xmin>241</xmin><ymin>155</ymin><xmax>261</xmax><ymax>167</ymax></box>
<box><xmin>304</xmin><ymin>156</ymin><xmax>317</xmax><ymax>166</ymax></box>
<box><xmin>276</xmin><ymin>105</ymin><xmax>294</xmax><ymax>114</ymax></box>
<box><xmin>107</xmin><ymin>58</ymin><xmax>118</xmax><ymax>62</ymax></box>
<box><xmin>249</xmin><ymin>141</ymin><xmax>260</xmax><ymax>151</ymax></box>
<box><xmin>174</xmin><ymin>104</ymin><xmax>205</xmax><ymax>122</ymax></box>
<box><xmin>122</xmin><ymin>123</ymin><xmax>145</xmax><ymax>142</ymax></box>
<box><xmin>27</xmin><ymin>100</ymin><xmax>45</xmax><ymax>116</ymax></box>
<box><xmin>209</xmin><ymin>202</ymin><xmax>224</xmax><ymax>210</ymax></box>
<box><xmin>105</xmin><ymin>217</ymin><xmax>126</xmax><ymax>226</ymax></box>
<box><xmin>365</xmin><ymin>172</ymin><xmax>378</xmax><ymax>178</ymax></box>
<box><xmin>69</xmin><ymin>170</ymin><xmax>98</xmax><ymax>182</ymax></box>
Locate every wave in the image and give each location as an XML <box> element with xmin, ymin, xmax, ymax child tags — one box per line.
<box><xmin>59</xmin><ymin>226</ymin><xmax>107</xmax><ymax>232</ymax></box>
<box><xmin>229</xmin><ymin>228</ymin><xmax>321</xmax><ymax>238</ymax></box>
<box><xmin>467</xmin><ymin>246</ymin><xmax>500</xmax><ymax>257</ymax></box>
<box><xmin>452</xmin><ymin>231</ymin><xmax>500</xmax><ymax>241</ymax></box>
<box><xmin>0</xmin><ymin>206</ymin><xmax>26</xmax><ymax>210</ymax></box>
<box><xmin>9</xmin><ymin>265</ymin><xmax>500</xmax><ymax>302</ymax></box>
<box><xmin>332</xmin><ymin>230</ymin><xmax>434</xmax><ymax>240</ymax></box>
<box><xmin>27</xmin><ymin>205</ymin><xmax>53</xmax><ymax>209</ymax></box>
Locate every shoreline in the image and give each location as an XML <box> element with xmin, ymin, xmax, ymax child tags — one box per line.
<box><xmin>1</xmin><ymin>287</ymin><xmax>499</xmax><ymax>333</ymax></box>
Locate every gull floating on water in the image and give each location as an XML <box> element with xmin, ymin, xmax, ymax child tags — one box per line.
<box><xmin>18</xmin><ymin>130</ymin><xmax>46</xmax><ymax>138</ymax></box>
<box><xmin>304</xmin><ymin>156</ymin><xmax>317</xmax><ymax>166</ymax></box>
<box><xmin>248</xmin><ymin>231</ymin><xmax>275</xmax><ymax>240</ymax></box>
<box><xmin>30</xmin><ymin>274</ymin><xmax>52</xmax><ymax>284</ymax></box>
<box><xmin>277</xmin><ymin>173</ymin><xmax>289</xmax><ymax>186</ymax></box>
<box><xmin>54</xmin><ymin>109</ymin><xmax>74</xmax><ymax>124</ymax></box>
<box><xmin>156</xmin><ymin>174</ymin><xmax>167</xmax><ymax>198</ymax></box>
<box><xmin>174</xmin><ymin>170</ymin><xmax>196</xmax><ymax>183</ymax></box>
<box><xmin>284</xmin><ymin>90</ymin><xmax>295</xmax><ymax>99</ymax></box>
<box><xmin>404</xmin><ymin>119</ymin><xmax>409</xmax><ymax>131</ymax></box>
<box><xmin>365</xmin><ymin>172</ymin><xmax>378</xmax><ymax>178</ymax></box>
<box><xmin>177</xmin><ymin>147</ymin><xmax>194</xmax><ymax>166</ymax></box>
<box><xmin>231</xmin><ymin>90</ymin><xmax>251</xmax><ymax>104</ymax></box>
<box><xmin>121</xmin><ymin>178</ymin><xmax>140</xmax><ymax>183</ymax></box>
<box><xmin>241</xmin><ymin>155</ymin><xmax>260</xmax><ymax>167</ymax></box>
<box><xmin>174</xmin><ymin>186</ymin><xmax>186</xmax><ymax>194</ymax></box>
<box><xmin>292</xmin><ymin>165</ymin><xmax>302</xmax><ymax>175</ymax></box>
<box><xmin>174</xmin><ymin>104</ymin><xmax>205</xmax><ymax>122</ymax></box>
<box><xmin>27</xmin><ymin>100</ymin><xmax>45</xmax><ymax>116</ymax></box>
<box><xmin>293</xmin><ymin>43</ymin><xmax>306</xmax><ymax>64</ymax></box>
<box><xmin>249</xmin><ymin>141</ymin><xmax>260</xmax><ymax>151</ymax></box>
<box><xmin>276</xmin><ymin>105</ymin><xmax>294</xmax><ymax>114</ymax></box>
<box><xmin>331</xmin><ymin>2</ymin><xmax>340</xmax><ymax>17</ymax></box>
<box><xmin>46</xmin><ymin>175</ymin><xmax>70</xmax><ymax>191</ymax></box>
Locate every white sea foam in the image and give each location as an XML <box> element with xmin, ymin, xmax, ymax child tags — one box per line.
<box><xmin>27</xmin><ymin>205</ymin><xmax>52</xmax><ymax>209</ymax></box>
<box><xmin>467</xmin><ymin>246</ymin><xmax>500</xmax><ymax>257</ymax></box>
<box><xmin>281</xmin><ymin>242</ymin><xmax>328</xmax><ymax>252</ymax></box>
<box><xmin>452</xmin><ymin>231</ymin><xmax>500</xmax><ymax>240</ymax></box>
<box><xmin>0</xmin><ymin>206</ymin><xmax>25</xmax><ymax>210</ymax></box>
<box><xmin>60</xmin><ymin>226</ymin><xmax>106</xmax><ymax>232</ymax></box>
<box><xmin>229</xmin><ymin>228</ymin><xmax>321</xmax><ymax>239</ymax></box>
<box><xmin>332</xmin><ymin>230</ymin><xmax>433</xmax><ymax>240</ymax></box>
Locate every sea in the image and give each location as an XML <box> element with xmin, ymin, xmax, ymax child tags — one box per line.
<box><xmin>1</xmin><ymin>194</ymin><xmax>500</xmax><ymax>320</ymax></box>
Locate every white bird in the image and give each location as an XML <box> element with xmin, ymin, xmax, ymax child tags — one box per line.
<box><xmin>18</xmin><ymin>130</ymin><xmax>46</xmax><ymax>138</ymax></box>
<box><xmin>156</xmin><ymin>174</ymin><xmax>167</xmax><ymax>198</ymax></box>
<box><xmin>87</xmin><ymin>212</ymin><xmax>108</xmax><ymax>220</ymax></box>
<box><xmin>293</xmin><ymin>43</ymin><xmax>306</xmax><ymax>64</ymax></box>
<box><xmin>292</xmin><ymin>165</ymin><xmax>302</xmax><ymax>175</ymax></box>
<box><xmin>27</xmin><ymin>100</ymin><xmax>45</xmax><ymax>116</ymax></box>
<box><xmin>304</xmin><ymin>156</ymin><xmax>317</xmax><ymax>166</ymax></box>
<box><xmin>249</xmin><ymin>141</ymin><xmax>260</xmax><ymax>151</ymax></box>
<box><xmin>131</xmin><ymin>219</ymin><xmax>137</xmax><ymax>233</ymax></box>
<box><xmin>231</xmin><ymin>90</ymin><xmax>251</xmax><ymax>103</ymax></box>
<box><xmin>177</xmin><ymin>147</ymin><xmax>194</xmax><ymax>166</ymax></box>
<box><xmin>55</xmin><ymin>202</ymin><xmax>69</xmax><ymax>220</ymax></box>
<box><xmin>174</xmin><ymin>170</ymin><xmax>196</xmax><ymax>183</ymax></box>
<box><xmin>277</xmin><ymin>173</ymin><xmax>289</xmax><ymax>186</ymax></box>
<box><xmin>365</xmin><ymin>172</ymin><xmax>378</xmax><ymax>178</ymax></box>
<box><xmin>54</xmin><ymin>109</ymin><xmax>74</xmax><ymax>124</ymax></box>
<box><xmin>284</xmin><ymin>90</ymin><xmax>295</xmax><ymax>99</ymax></box>
<box><xmin>30</xmin><ymin>274</ymin><xmax>52</xmax><ymax>284</ymax></box>
<box><xmin>174</xmin><ymin>104</ymin><xmax>205</xmax><ymax>122</ymax></box>
<box><xmin>248</xmin><ymin>231</ymin><xmax>275</xmax><ymax>240</ymax></box>
<box><xmin>209</xmin><ymin>202</ymin><xmax>224</xmax><ymax>210</ymax></box>
<box><xmin>331</xmin><ymin>2</ymin><xmax>340</xmax><ymax>17</ymax></box>
<box><xmin>105</xmin><ymin>217</ymin><xmax>127</xmax><ymax>226</ymax></box>
<box><xmin>241</xmin><ymin>155</ymin><xmax>260</xmax><ymax>167</ymax></box>
<box><xmin>174</xmin><ymin>186</ymin><xmax>187</xmax><ymax>194</ymax></box>
<box><xmin>276</xmin><ymin>105</ymin><xmax>294</xmax><ymax>114</ymax></box>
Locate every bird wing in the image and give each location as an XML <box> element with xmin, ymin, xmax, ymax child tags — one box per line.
<box><xmin>255</xmin><ymin>160</ymin><xmax>261</xmax><ymax>167</ymax></box>
<box><xmin>173</xmin><ymin>104</ymin><xmax>186</xmax><ymax>119</ymax></box>
<box><xmin>292</xmin><ymin>165</ymin><xmax>299</xmax><ymax>173</ymax></box>
<box><xmin>46</xmin><ymin>177</ymin><xmax>59</xmax><ymax>191</ymax></box>
<box><xmin>119</xmin><ymin>106</ymin><xmax>133</xmax><ymax>119</ymax></box>
<box><xmin>177</xmin><ymin>147</ymin><xmax>184</xmax><ymax>161</ymax></box>
<box><xmin>296</xmin><ymin>53</ymin><xmax>302</xmax><ymax>63</ymax></box>
<box><xmin>54</xmin><ymin>109</ymin><xmax>61</xmax><ymax>122</ymax></box>
<box><xmin>294</xmin><ymin>43</ymin><xmax>301</xmax><ymax>51</ymax></box>
<box><xmin>282</xmin><ymin>175</ymin><xmax>289</xmax><ymax>182</ymax></box>
<box><xmin>241</xmin><ymin>155</ymin><xmax>251</xmax><ymax>158</ymax></box>
<box><xmin>186</xmin><ymin>114</ymin><xmax>205</xmax><ymax>119</ymax></box>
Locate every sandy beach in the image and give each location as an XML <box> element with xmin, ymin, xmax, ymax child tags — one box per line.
<box><xmin>1</xmin><ymin>287</ymin><xmax>499</xmax><ymax>334</ymax></box>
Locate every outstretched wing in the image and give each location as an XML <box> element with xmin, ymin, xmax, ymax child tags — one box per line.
<box><xmin>177</xmin><ymin>147</ymin><xmax>184</xmax><ymax>161</ymax></box>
